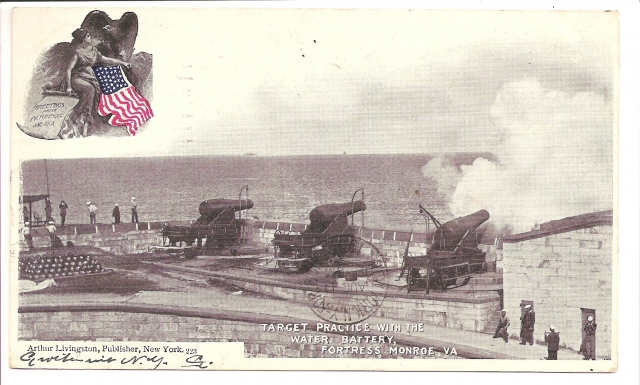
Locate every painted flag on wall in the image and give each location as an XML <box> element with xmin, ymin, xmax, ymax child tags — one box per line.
<box><xmin>92</xmin><ymin>65</ymin><xmax>154</xmax><ymax>136</ymax></box>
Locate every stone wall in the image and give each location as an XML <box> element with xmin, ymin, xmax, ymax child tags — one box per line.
<box><xmin>20</xmin><ymin>222</ymin><xmax>174</xmax><ymax>254</ymax></box>
<box><xmin>501</xmin><ymin>225</ymin><xmax>613</xmax><ymax>358</ymax></box>
<box><xmin>227</xmin><ymin>279</ymin><xmax>499</xmax><ymax>333</ymax></box>
<box><xmin>18</xmin><ymin>309</ymin><xmax>463</xmax><ymax>359</ymax></box>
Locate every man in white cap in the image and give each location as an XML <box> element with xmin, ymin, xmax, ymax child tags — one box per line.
<box><xmin>46</xmin><ymin>220</ymin><xmax>57</xmax><ymax>250</ymax></box>
<box><xmin>21</xmin><ymin>222</ymin><xmax>34</xmax><ymax>250</ymax></box>
<box><xmin>582</xmin><ymin>315</ymin><xmax>597</xmax><ymax>360</ymax></box>
<box><xmin>131</xmin><ymin>197</ymin><xmax>139</xmax><ymax>223</ymax></box>
<box><xmin>519</xmin><ymin>304</ymin><xmax>536</xmax><ymax>345</ymax></box>
<box><xmin>87</xmin><ymin>202</ymin><xmax>98</xmax><ymax>224</ymax></box>
<box><xmin>544</xmin><ymin>324</ymin><xmax>560</xmax><ymax>360</ymax></box>
<box><xmin>493</xmin><ymin>309</ymin><xmax>510</xmax><ymax>343</ymax></box>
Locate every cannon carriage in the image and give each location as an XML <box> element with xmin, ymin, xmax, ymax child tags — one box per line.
<box><xmin>400</xmin><ymin>207</ymin><xmax>489</xmax><ymax>293</ymax></box>
<box><xmin>257</xmin><ymin>199</ymin><xmax>366</xmax><ymax>272</ymax></box>
<box><xmin>159</xmin><ymin>192</ymin><xmax>253</xmax><ymax>255</ymax></box>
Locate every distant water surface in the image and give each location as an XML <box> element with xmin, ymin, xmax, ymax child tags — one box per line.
<box><xmin>20</xmin><ymin>154</ymin><xmax>482</xmax><ymax>231</ymax></box>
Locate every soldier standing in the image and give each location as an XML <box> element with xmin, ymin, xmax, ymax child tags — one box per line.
<box><xmin>59</xmin><ymin>200</ymin><xmax>68</xmax><ymax>227</ymax></box>
<box><xmin>112</xmin><ymin>204</ymin><xmax>121</xmax><ymax>224</ymax></box>
<box><xmin>23</xmin><ymin>206</ymin><xmax>30</xmax><ymax>223</ymax></box>
<box><xmin>519</xmin><ymin>304</ymin><xmax>536</xmax><ymax>345</ymax></box>
<box><xmin>131</xmin><ymin>197</ymin><xmax>139</xmax><ymax>223</ymax></box>
<box><xmin>45</xmin><ymin>198</ymin><xmax>53</xmax><ymax>222</ymax></box>
<box><xmin>21</xmin><ymin>222</ymin><xmax>34</xmax><ymax>250</ymax></box>
<box><xmin>493</xmin><ymin>309</ymin><xmax>510</xmax><ymax>343</ymax></box>
<box><xmin>544</xmin><ymin>325</ymin><xmax>560</xmax><ymax>360</ymax></box>
<box><xmin>87</xmin><ymin>202</ymin><xmax>98</xmax><ymax>224</ymax></box>
<box><xmin>582</xmin><ymin>316</ymin><xmax>597</xmax><ymax>360</ymax></box>
<box><xmin>46</xmin><ymin>220</ymin><xmax>57</xmax><ymax>250</ymax></box>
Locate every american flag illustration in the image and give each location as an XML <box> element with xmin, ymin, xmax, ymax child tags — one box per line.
<box><xmin>92</xmin><ymin>65</ymin><xmax>154</xmax><ymax>136</ymax></box>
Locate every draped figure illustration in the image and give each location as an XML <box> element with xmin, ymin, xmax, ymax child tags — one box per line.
<box><xmin>17</xmin><ymin>11</ymin><xmax>153</xmax><ymax>139</ymax></box>
<box><xmin>53</xmin><ymin>28</ymin><xmax>133</xmax><ymax>138</ymax></box>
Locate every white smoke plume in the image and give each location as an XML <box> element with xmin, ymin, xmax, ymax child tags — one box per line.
<box><xmin>423</xmin><ymin>79</ymin><xmax>613</xmax><ymax>233</ymax></box>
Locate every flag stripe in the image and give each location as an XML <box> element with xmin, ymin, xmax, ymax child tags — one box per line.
<box><xmin>101</xmin><ymin>94</ymin><xmax>140</xmax><ymax>135</ymax></box>
<box><xmin>112</xmin><ymin>92</ymin><xmax>144</xmax><ymax>127</ymax></box>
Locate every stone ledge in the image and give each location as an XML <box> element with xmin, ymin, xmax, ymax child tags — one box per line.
<box><xmin>18</xmin><ymin>303</ymin><xmax>515</xmax><ymax>359</ymax></box>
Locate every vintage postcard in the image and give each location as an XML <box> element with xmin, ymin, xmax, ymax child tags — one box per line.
<box><xmin>2</xmin><ymin>2</ymin><xmax>634</xmax><ymax>380</ymax></box>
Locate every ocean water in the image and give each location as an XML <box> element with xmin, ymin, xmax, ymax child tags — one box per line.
<box><xmin>20</xmin><ymin>154</ymin><xmax>480</xmax><ymax>231</ymax></box>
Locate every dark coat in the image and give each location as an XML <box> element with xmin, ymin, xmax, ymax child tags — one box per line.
<box><xmin>545</xmin><ymin>331</ymin><xmax>560</xmax><ymax>350</ymax></box>
<box><xmin>521</xmin><ymin>310</ymin><xmax>536</xmax><ymax>330</ymax></box>
<box><xmin>112</xmin><ymin>206</ymin><xmax>120</xmax><ymax>217</ymax></box>
<box><xmin>584</xmin><ymin>322</ymin><xmax>597</xmax><ymax>336</ymax></box>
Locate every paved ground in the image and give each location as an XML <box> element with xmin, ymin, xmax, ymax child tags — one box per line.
<box><xmin>18</xmin><ymin>249</ymin><xmax>585</xmax><ymax>360</ymax></box>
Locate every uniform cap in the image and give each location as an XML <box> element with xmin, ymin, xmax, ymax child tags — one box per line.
<box><xmin>501</xmin><ymin>309</ymin><xmax>506</xmax><ymax>312</ymax></box>
<box><xmin>525</xmin><ymin>305</ymin><xmax>531</xmax><ymax>309</ymax></box>
<box><xmin>87</xmin><ymin>202</ymin><xmax>91</xmax><ymax>205</ymax></box>
<box><xmin>25</xmin><ymin>221</ymin><xmax>30</xmax><ymax>225</ymax></box>
<box><xmin>587</xmin><ymin>316</ymin><xmax>594</xmax><ymax>321</ymax></box>
<box><xmin>115</xmin><ymin>204</ymin><xmax>118</xmax><ymax>206</ymax></box>
<box><xmin>549</xmin><ymin>324</ymin><xmax>555</xmax><ymax>330</ymax></box>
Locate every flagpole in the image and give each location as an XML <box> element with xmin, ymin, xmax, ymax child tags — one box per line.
<box><xmin>44</xmin><ymin>159</ymin><xmax>50</xmax><ymax>196</ymax></box>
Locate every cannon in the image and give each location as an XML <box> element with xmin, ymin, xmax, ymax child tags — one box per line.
<box><xmin>257</xmin><ymin>199</ymin><xmax>366</xmax><ymax>272</ymax></box>
<box><xmin>195</xmin><ymin>199</ymin><xmax>254</xmax><ymax>225</ymax></box>
<box><xmin>160</xmin><ymin>198</ymin><xmax>254</xmax><ymax>252</ymax></box>
<box><xmin>399</xmin><ymin>207</ymin><xmax>489</xmax><ymax>293</ymax></box>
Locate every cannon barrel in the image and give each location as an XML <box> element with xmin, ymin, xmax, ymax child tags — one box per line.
<box><xmin>308</xmin><ymin>200</ymin><xmax>366</xmax><ymax>225</ymax></box>
<box><xmin>199</xmin><ymin>199</ymin><xmax>254</xmax><ymax>217</ymax></box>
<box><xmin>432</xmin><ymin>209</ymin><xmax>489</xmax><ymax>251</ymax></box>
<box><xmin>195</xmin><ymin>199</ymin><xmax>254</xmax><ymax>224</ymax></box>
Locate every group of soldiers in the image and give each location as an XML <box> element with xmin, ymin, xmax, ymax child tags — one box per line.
<box><xmin>493</xmin><ymin>306</ymin><xmax>598</xmax><ymax>360</ymax></box>
<box><xmin>90</xmin><ymin>197</ymin><xmax>139</xmax><ymax>224</ymax></box>
<box><xmin>109</xmin><ymin>197</ymin><xmax>139</xmax><ymax>224</ymax></box>
<box><xmin>22</xmin><ymin>198</ymin><xmax>68</xmax><ymax>226</ymax></box>
<box><xmin>23</xmin><ymin>198</ymin><xmax>140</xmax><ymax>226</ymax></box>
<box><xmin>21</xmin><ymin>197</ymin><xmax>141</xmax><ymax>251</ymax></box>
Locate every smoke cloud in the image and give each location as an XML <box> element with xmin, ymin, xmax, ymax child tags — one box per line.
<box><xmin>423</xmin><ymin>78</ymin><xmax>613</xmax><ymax>233</ymax></box>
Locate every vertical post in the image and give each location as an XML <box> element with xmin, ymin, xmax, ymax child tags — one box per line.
<box><xmin>44</xmin><ymin>159</ymin><xmax>50</xmax><ymax>196</ymax></box>
<box><xmin>238</xmin><ymin>185</ymin><xmax>249</xmax><ymax>220</ymax></box>
<box><xmin>239</xmin><ymin>184</ymin><xmax>249</xmax><ymax>243</ymax></box>
<box><xmin>351</xmin><ymin>188</ymin><xmax>364</xmax><ymax>228</ymax></box>
<box><xmin>361</xmin><ymin>189</ymin><xmax>364</xmax><ymax>229</ymax></box>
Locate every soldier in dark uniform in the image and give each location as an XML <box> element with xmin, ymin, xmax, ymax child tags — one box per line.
<box><xmin>23</xmin><ymin>206</ymin><xmax>30</xmax><ymax>223</ymax></box>
<box><xmin>59</xmin><ymin>200</ymin><xmax>68</xmax><ymax>226</ymax></box>
<box><xmin>582</xmin><ymin>316</ymin><xmax>597</xmax><ymax>360</ymax></box>
<box><xmin>519</xmin><ymin>304</ymin><xmax>536</xmax><ymax>345</ymax></box>
<box><xmin>112</xmin><ymin>204</ymin><xmax>121</xmax><ymax>224</ymax></box>
<box><xmin>45</xmin><ymin>198</ymin><xmax>53</xmax><ymax>222</ymax></box>
<box><xmin>544</xmin><ymin>325</ymin><xmax>560</xmax><ymax>360</ymax></box>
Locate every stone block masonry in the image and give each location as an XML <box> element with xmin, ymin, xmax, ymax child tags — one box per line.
<box><xmin>502</xmin><ymin>224</ymin><xmax>613</xmax><ymax>359</ymax></box>
<box><xmin>18</xmin><ymin>308</ymin><xmax>467</xmax><ymax>359</ymax></box>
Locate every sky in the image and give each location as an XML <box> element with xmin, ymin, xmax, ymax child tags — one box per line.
<box><xmin>9</xmin><ymin>8</ymin><xmax>617</xmax><ymax>158</ymax></box>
